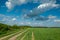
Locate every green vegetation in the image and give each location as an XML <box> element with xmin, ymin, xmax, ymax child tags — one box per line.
<box><xmin>0</xmin><ymin>23</ymin><xmax>30</xmax><ymax>37</ymax></box>
<box><xmin>30</xmin><ymin>28</ymin><xmax>60</xmax><ymax>40</ymax></box>
<box><xmin>0</xmin><ymin>23</ymin><xmax>60</xmax><ymax>40</ymax></box>
<box><xmin>17</xmin><ymin>28</ymin><xmax>60</xmax><ymax>40</ymax></box>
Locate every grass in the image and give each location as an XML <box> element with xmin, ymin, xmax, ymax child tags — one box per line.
<box><xmin>0</xmin><ymin>29</ymin><xmax>21</xmax><ymax>38</ymax></box>
<box><xmin>4</xmin><ymin>29</ymin><xmax>26</xmax><ymax>40</ymax></box>
<box><xmin>17</xmin><ymin>29</ymin><xmax>32</xmax><ymax>40</ymax></box>
<box><xmin>17</xmin><ymin>28</ymin><xmax>60</xmax><ymax>40</ymax></box>
<box><xmin>0</xmin><ymin>28</ymin><xmax>60</xmax><ymax>40</ymax></box>
<box><xmin>30</xmin><ymin>28</ymin><xmax>60</xmax><ymax>40</ymax></box>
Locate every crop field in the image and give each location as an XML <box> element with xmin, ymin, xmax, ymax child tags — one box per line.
<box><xmin>0</xmin><ymin>28</ymin><xmax>60</xmax><ymax>40</ymax></box>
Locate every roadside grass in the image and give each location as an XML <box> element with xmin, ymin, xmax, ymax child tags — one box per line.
<box><xmin>0</xmin><ymin>28</ymin><xmax>60</xmax><ymax>40</ymax></box>
<box><xmin>16</xmin><ymin>28</ymin><xmax>60</xmax><ymax>40</ymax></box>
<box><xmin>0</xmin><ymin>29</ymin><xmax>21</xmax><ymax>38</ymax></box>
<box><xmin>7</xmin><ymin>29</ymin><xmax>29</xmax><ymax>40</ymax></box>
<box><xmin>23</xmin><ymin>29</ymin><xmax>32</xmax><ymax>40</ymax></box>
<box><xmin>0</xmin><ymin>23</ymin><xmax>31</xmax><ymax>38</ymax></box>
<box><xmin>16</xmin><ymin>30</ymin><xmax>29</xmax><ymax>40</ymax></box>
<box><xmin>16</xmin><ymin>28</ymin><xmax>30</xmax><ymax>40</ymax></box>
<box><xmin>2</xmin><ymin>29</ymin><xmax>26</xmax><ymax>40</ymax></box>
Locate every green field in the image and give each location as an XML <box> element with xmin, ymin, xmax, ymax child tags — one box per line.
<box><xmin>0</xmin><ymin>28</ymin><xmax>60</xmax><ymax>40</ymax></box>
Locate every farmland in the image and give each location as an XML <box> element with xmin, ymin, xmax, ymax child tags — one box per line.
<box><xmin>17</xmin><ymin>28</ymin><xmax>60</xmax><ymax>40</ymax></box>
<box><xmin>0</xmin><ymin>27</ymin><xmax>60</xmax><ymax>40</ymax></box>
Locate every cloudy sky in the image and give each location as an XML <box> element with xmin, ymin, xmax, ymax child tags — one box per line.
<box><xmin>0</xmin><ymin>0</ymin><xmax>60</xmax><ymax>27</ymax></box>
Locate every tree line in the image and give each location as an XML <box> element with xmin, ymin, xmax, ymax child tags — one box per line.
<box><xmin>0</xmin><ymin>23</ymin><xmax>31</xmax><ymax>35</ymax></box>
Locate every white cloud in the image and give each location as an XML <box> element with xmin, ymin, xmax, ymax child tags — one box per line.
<box><xmin>25</xmin><ymin>3</ymin><xmax>59</xmax><ymax>18</ymax></box>
<box><xmin>0</xmin><ymin>14</ymin><xmax>10</xmax><ymax>21</ymax></box>
<box><xmin>30</xmin><ymin>10</ymin><xmax>33</xmax><ymax>13</ymax></box>
<box><xmin>0</xmin><ymin>14</ymin><xmax>17</xmax><ymax>23</ymax></box>
<box><xmin>40</xmin><ymin>0</ymin><xmax>56</xmax><ymax>4</ymax></box>
<box><xmin>48</xmin><ymin>15</ymin><xmax>57</xmax><ymax>19</ymax></box>
<box><xmin>12</xmin><ymin>18</ymin><xmax>16</xmax><ymax>21</ymax></box>
<box><xmin>27</xmin><ymin>22</ymin><xmax>31</xmax><ymax>24</ymax></box>
<box><xmin>20</xmin><ymin>22</ymin><xmax>24</xmax><ymax>25</ymax></box>
<box><xmin>37</xmin><ymin>3</ymin><xmax>58</xmax><ymax>9</ymax></box>
<box><xmin>5</xmin><ymin>0</ymin><xmax>59</xmax><ymax>10</ymax></box>
<box><xmin>19</xmin><ymin>0</ymin><xmax>26</xmax><ymax>4</ymax></box>
<box><xmin>5</xmin><ymin>0</ymin><xmax>26</xmax><ymax>9</ymax></box>
<box><xmin>37</xmin><ymin>3</ymin><xmax>59</xmax><ymax>14</ymax></box>
<box><xmin>5</xmin><ymin>1</ymin><xmax>13</xmax><ymax>9</ymax></box>
<box><xmin>54</xmin><ymin>20</ymin><xmax>60</xmax><ymax>22</ymax></box>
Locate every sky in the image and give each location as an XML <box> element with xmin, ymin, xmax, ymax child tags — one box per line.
<box><xmin>0</xmin><ymin>0</ymin><xmax>60</xmax><ymax>27</ymax></box>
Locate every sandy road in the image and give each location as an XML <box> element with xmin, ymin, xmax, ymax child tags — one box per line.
<box><xmin>32</xmin><ymin>32</ymin><xmax>34</xmax><ymax>40</ymax></box>
<box><xmin>20</xmin><ymin>32</ymin><xmax>28</xmax><ymax>40</ymax></box>
<box><xmin>8</xmin><ymin>29</ymin><xmax>29</xmax><ymax>40</ymax></box>
<box><xmin>0</xmin><ymin>30</ymin><xmax>22</xmax><ymax>40</ymax></box>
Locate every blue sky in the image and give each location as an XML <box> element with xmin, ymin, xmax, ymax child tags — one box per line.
<box><xmin>0</xmin><ymin>0</ymin><xmax>60</xmax><ymax>27</ymax></box>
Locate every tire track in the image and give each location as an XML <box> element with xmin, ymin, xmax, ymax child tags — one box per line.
<box><xmin>0</xmin><ymin>30</ymin><xmax>22</xmax><ymax>40</ymax></box>
<box><xmin>20</xmin><ymin>32</ymin><xmax>28</xmax><ymax>40</ymax></box>
<box><xmin>8</xmin><ymin>29</ymin><xmax>29</xmax><ymax>40</ymax></box>
<box><xmin>32</xmin><ymin>32</ymin><xmax>34</xmax><ymax>40</ymax></box>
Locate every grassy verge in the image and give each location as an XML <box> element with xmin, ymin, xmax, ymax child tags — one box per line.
<box><xmin>16</xmin><ymin>30</ymin><xmax>29</xmax><ymax>40</ymax></box>
<box><xmin>3</xmin><ymin>29</ymin><xmax>25</xmax><ymax>40</ymax></box>
<box><xmin>0</xmin><ymin>29</ymin><xmax>21</xmax><ymax>38</ymax></box>
<box><xmin>23</xmin><ymin>29</ymin><xmax>32</xmax><ymax>40</ymax></box>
